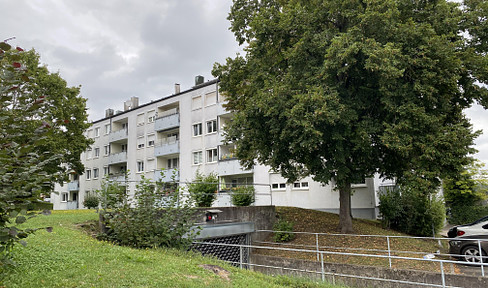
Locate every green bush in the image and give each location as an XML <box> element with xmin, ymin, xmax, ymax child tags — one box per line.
<box><xmin>187</xmin><ymin>171</ymin><xmax>218</xmax><ymax>207</ymax></box>
<box><xmin>379</xmin><ymin>184</ymin><xmax>445</xmax><ymax>237</ymax></box>
<box><xmin>27</xmin><ymin>200</ymin><xmax>53</xmax><ymax>211</ymax></box>
<box><xmin>273</xmin><ymin>219</ymin><xmax>295</xmax><ymax>242</ymax></box>
<box><xmin>230</xmin><ymin>186</ymin><xmax>255</xmax><ymax>206</ymax></box>
<box><xmin>448</xmin><ymin>205</ymin><xmax>488</xmax><ymax>225</ymax></box>
<box><xmin>83</xmin><ymin>195</ymin><xmax>99</xmax><ymax>209</ymax></box>
<box><xmin>98</xmin><ymin>176</ymin><xmax>198</xmax><ymax>249</ymax></box>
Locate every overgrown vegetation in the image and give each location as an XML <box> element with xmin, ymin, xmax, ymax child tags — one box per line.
<box><xmin>97</xmin><ymin>175</ymin><xmax>198</xmax><ymax>249</ymax></box>
<box><xmin>187</xmin><ymin>171</ymin><xmax>218</xmax><ymax>207</ymax></box>
<box><xmin>443</xmin><ymin>161</ymin><xmax>488</xmax><ymax>224</ymax></box>
<box><xmin>379</xmin><ymin>184</ymin><xmax>445</xmax><ymax>237</ymax></box>
<box><xmin>230</xmin><ymin>186</ymin><xmax>256</xmax><ymax>206</ymax></box>
<box><xmin>0</xmin><ymin>41</ymin><xmax>91</xmax><ymax>266</ymax></box>
<box><xmin>1</xmin><ymin>210</ymin><xmax>343</xmax><ymax>288</ymax></box>
<box><xmin>273</xmin><ymin>219</ymin><xmax>295</xmax><ymax>243</ymax></box>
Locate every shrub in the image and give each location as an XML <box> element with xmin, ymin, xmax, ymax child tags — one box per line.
<box><xmin>83</xmin><ymin>195</ymin><xmax>99</xmax><ymax>209</ymax></box>
<box><xmin>379</xmin><ymin>184</ymin><xmax>445</xmax><ymax>237</ymax></box>
<box><xmin>27</xmin><ymin>200</ymin><xmax>53</xmax><ymax>211</ymax></box>
<box><xmin>273</xmin><ymin>219</ymin><xmax>295</xmax><ymax>242</ymax></box>
<box><xmin>98</xmin><ymin>176</ymin><xmax>198</xmax><ymax>249</ymax></box>
<box><xmin>187</xmin><ymin>171</ymin><xmax>218</xmax><ymax>207</ymax></box>
<box><xmin>448</xmin><ymin>205</ymin><xmax>488</xmax><ymax>225</ymax></box>
<box><xmin>230</xmin><ymin>186</ymin><xmax>255</xmax><ymax>206</ymax></box>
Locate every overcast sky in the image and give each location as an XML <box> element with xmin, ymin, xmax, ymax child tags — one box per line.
<box><xmin>2</xmin><ymin>0</ymin><xmax>488</xmax><ymax>167</ymax></box>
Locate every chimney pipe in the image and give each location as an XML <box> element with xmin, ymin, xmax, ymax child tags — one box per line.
<box><xmin>175</xmin><ymin>83</ymin><xmax>180</xmax><ymax>94</ymax></box>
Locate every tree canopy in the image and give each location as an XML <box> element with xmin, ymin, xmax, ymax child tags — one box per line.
<box><xmin>213</xmin><ymin>0</ymin><xmax>488</xmax><ymax>232</ymax></box>
<box><xmin>1</xmin><ymin>41</ymin><xmax>92</xmax><ymax>261</ymax></box>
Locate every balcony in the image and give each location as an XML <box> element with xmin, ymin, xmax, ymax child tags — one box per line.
<box><xmin>109</xmin><ymin>174</ymin><xmax>126</xmax><ymax>183</ymax></box>
<box><xmin>154</xmin><ymin>169</ymin><xmax>180</xmax><ymax>183</ymax></box>
<box><xmin>66</xmin><ymin>201</ymin><xmax>78</xmax><ymax>210</ymax></box>
<box><xmin>218</xmin><ymin>158</ymin><xmax>253</xmax><ymax>176</ymax></box>
<box><xmin>154</xmin><ymin>138</ymin><xmax>179</xmax><ymax>157</ymax></box>
<box><xmin>67</xmin><ymin>180</ymin><xmax>79</xmax><ymax>191</ymax></box>
<box><xmin>108</xmin><ymin>151</ymin><xmax>128</xmax><ymax>165</ymax></box>
<box><xmin>154</xmin><ymin>113</ymin><xmax>179</xmax><ymax>131</ymax></box>
<box><xmin>109</xmin><ymin>128</ymin><xmax>128</xmax><ymax>143</ymax></box>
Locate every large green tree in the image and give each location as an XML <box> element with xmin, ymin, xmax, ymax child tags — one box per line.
<box><xmin>1</xmin><ymin>42</ymin><xmax>92</xmax><ymax>262</ymax></box>
<box><xmin>213</xmin><ymin>0</ymin><xmax>488</xmax><ymax>233</ymax></box>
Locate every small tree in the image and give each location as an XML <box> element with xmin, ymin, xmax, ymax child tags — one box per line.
<box><xmin>187</xmin><ymin>171</ymin><xmax>218</xmax><ymax>207</ymax></box>
<box><xmin>230</xmin><ymin>186</ymin><xmax>256</xmax><ymax>206</ymax></box>
<box><xmin>98</xmin><ymin>175</ymin><xmax>198</xmax><ymax>249</ymax></box>
<box><xmin>82</xmin><ymin>195</ymin><xmax>99</xmax><ymax>210</ymax></box>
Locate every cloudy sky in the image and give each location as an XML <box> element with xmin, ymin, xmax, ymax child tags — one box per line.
<box><xmin>2</xmin><ymin>0</ymin><xmax>488</xmax><ymax>166</ymax></box>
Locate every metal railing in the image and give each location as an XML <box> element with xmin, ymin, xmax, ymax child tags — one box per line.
<box><xmin>193</xmin><ymin>231</ymin><xmax>488</xmax><ymax>288</ymax></box>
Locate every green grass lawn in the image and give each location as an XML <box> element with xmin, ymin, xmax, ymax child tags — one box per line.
<box><xmin>1</xmin><ymin>210</ymin><xmax>344</xmax><ymax>288</ymax></box>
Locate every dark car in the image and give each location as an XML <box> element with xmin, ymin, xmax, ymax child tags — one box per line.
<box><xmin>448</xmin><ymin>216</ymin><xmax>488</xmax><ymax>263</ymax></box>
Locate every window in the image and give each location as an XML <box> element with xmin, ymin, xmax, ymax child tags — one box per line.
<box><xmin>121</xmin><ymin>144</ymin><xmax>128</xmax><ymax>152</ymax></box>
<box><xmin>192</xmin><ymin>96</ymin><xmax>202</xmax><ymax>110</ymax></box>
<box><xmin>205</xmin><ymin>91</ymin><xmax>217</xmax><ymax>106</ymax></box>
<box><xmin>93</xmin><ymin>168</ymin><xmax>99</xmax><ymax>179</ymax></box>
<box><xmin>137</xmin><ymin>161</ymin><xmax>144</xmax><ymax>172</ymax></box>
<box><xmin>103</xmin><ymin>166</ymin><xmax>109</xmax><ymax>176</ymax></box>
<box><xmin>94</xmin><ymin>127</ymin><xmax>100</xmax><ymax>137</ymax></box>
<box><xmin>293</xmin><ymin>182</ymin><xmax>309</xmax><ymax>189</ymax></box>
<box><xmin>147</xmin><ymin>159</ymin><xmax>155</xmax><ymax>171</ymax></box>
<box><xmin>206</xmin><ymin>120</ymin><xmax>217</xmax><ymax>134</ymax></box>
<box><xmin>86</xmin><ymin>147</ymin><xmax>92</xmax><ymax>159</ymax></box>
<box><xmin>86</xmin><ymin>129</ymin><xmax>93</xmax><ymax>138</ymax></box>
<box><xmin>206</xmin><ymin>148</ymin><xmax>218</xmax><ymax>163</ymax></box>
<box><xmin>193</xmin><ymin>123</ymin><xmax>202</xmax><ymax>136</ymax></box>
<box><xmin>122</xmin><ymin>122</ymin><xmax>128</xmax><ymax>131</ymax></box>
<box><xmin>85</xmin><ymin>169</ymin><xmax>91</xmax><ymax>180</ymax></box>
<box><xmin>137</xmin><ymin>136</ymin><xmax>145</xmax><ymax>149</ymax></box>
<box><xmin>94</xmin><ymin>147</ymin><xmax>100</xmax><ymax>158</ymax></box>
<box><xmin>147</xmin><ymin>134</ymin><xmax>155</xmax><ymax>147</ymax></box>
<box><xmin>61</xmin><ymin>193</ymin><xmax>68</xmax><ymax>202</ymax></box>
<box><xmin>105</xmin><ymin>124</ymin><xmax>111</xmax><ymax>134</ymax></box>
<box><xmin>168</xmin><ymin>158</ymin><xmax>179</xmax><ymax>169</ymax></box>
<box><xmin>104</xmin><ymin>145</ymin><xmax>110</xmax><ymax>156</ymax></box>
<box><xmin>137</xmin><ymin>113</ymin><xmax>145</xmax><ymax>126</ymax></box>
<box><xmin>193</xmin><ymin>151</ymin><xmax>203</xmax><ymax>165</ymax></box>
<box><xmin>147</xmin><ymin>110</ymin><xmax>156</xmax><ymax>123</ymax></box>
<box><xmin>272</xmin><ymin>183</ymin><xmax>286</xmax><ymax>190</ymax></box>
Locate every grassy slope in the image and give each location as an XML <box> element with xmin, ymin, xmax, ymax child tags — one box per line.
<box><xmin>255</xmin><ymin>207</ymin><xmax>451</xmax><ymax>272</ymax></box>
<box><xmin>1</xmin><ymin>210</ymin><xmax>344</xmax><ymax>288</ymax></box>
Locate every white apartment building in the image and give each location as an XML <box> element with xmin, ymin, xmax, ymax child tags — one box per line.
<box><xmin>52</xmin><ymin>77</ymin><xmax>380</xmax><ymax>219</ymax></box>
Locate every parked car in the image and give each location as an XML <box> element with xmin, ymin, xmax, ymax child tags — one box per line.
<box><xmin>448</xmin><ymin>216</ymin><xmax>488</xmax><ymax>263</ymax></box>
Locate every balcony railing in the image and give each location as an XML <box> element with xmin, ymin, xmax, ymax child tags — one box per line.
<box><xmin>154</xmin><ymin>139</ymin><xmax>179</xmax><ymax>157</ymax></box>
<box><xmin>67</xmin><ymin>201</ymin><xmax>78</xmax><ymax>210</ymax></box>
<box><xmin>154</xmin><ymin>168</ymin><xmax>180</xmax><ymax>183</ymax></box>
<box><xmin>109</xmin><ymin>128</ymin><xmax>128</xmax><ymax>143</ymax></box>
<box><xmin>67</xmin><ymin>180</ymin><xmax>79</xmax><ymax>191</ymax></box>
<box><xmin>217</xmin><ymin>102</ymin><xmax>231</xmax><ymax>116</ymax></box>
<box><xmin>154</xmin><ymin>113</ymin><xmax>179</xmax><ymax>131</ymax></box>
<box><xmin>108</xmin><ymin>151</ymin><xmax>128</xmax><ymax>165</ymax></box>
<box><xmin>218</xmin><ymin>157</ymin><xmax>253</xmax><ymax>176</ymax></box>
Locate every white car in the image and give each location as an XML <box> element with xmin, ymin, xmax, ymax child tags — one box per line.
<box><xmin>448</xmin><ymin>216</ymin><xmax>488</xmax><ymax>263</ymax></box>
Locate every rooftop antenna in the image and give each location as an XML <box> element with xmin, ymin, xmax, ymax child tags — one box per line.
<box><xmin>3</xmin><ymin>37</ymin><xmax>16</xmax><ymax>42</ymax></box>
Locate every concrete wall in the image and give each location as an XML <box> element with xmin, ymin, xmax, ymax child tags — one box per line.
<box><xmin>195</xmin><ymin>206</ymin><xmax>276</xmax><ymax>241</ymax></box>
<box><xmin>251</xmin><ymin>254</ymin><xmax>488</xmax><ymax>288</ymax></box>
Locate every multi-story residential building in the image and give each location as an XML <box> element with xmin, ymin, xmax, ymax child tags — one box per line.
<box><xmin>52</xmin><ymin>77</ymin><xmax>381</xmax><ymax>219</ymax></box>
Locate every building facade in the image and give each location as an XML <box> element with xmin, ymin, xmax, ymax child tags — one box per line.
<box><xmin>52</xmin><ymin>78</ymin><xmax>380</xmax><ymax>219</ymax></box>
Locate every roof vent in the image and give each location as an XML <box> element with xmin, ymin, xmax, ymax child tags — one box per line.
<box><xmin>105</xmin><ymin>109</ymin><xmax>114</xmax><ymax>118</ymax></box>
<box><xmin>195</xmin><ymin>75</ymin><xmax>204</xmax><ymax>86</ymax></box>
<box><xmin>175</xmin><ymin>83</ymin><xmax>180</xmax><ymax>94</ymax></box>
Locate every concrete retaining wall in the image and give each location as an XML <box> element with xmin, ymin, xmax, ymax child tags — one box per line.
<box><xmin>251</xmin><ymin>254</ymin><xmax>488</xmax><ymax>288</ymax></box>
<box><xmin>195</xmin><ymin>206</ymin><xmax>276</xmax><ymax>241</ymax></box>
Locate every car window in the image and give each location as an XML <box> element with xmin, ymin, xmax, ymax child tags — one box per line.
<box><xmin>483</xmin><ymin>224</ymin><xmax>488</xmax><ymax>229</ymax></box>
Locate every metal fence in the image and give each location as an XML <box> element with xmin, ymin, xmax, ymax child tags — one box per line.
<box><xmin>193</xmin><ymin>230</ymin><xmax>488</xmax><ymax>288</ymax></box>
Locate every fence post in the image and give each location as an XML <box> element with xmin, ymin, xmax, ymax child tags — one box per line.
<box><xmin>316</xmin><ymin>233</ymin><xmax>319</xmax><ymax>262</ymax></box>
<box><xmin>440</xmin><ymin>261</ymin><xmax>446</xmax><ymax>288</ymax></box>
<box><xmin>479</xmin><ymin>240</ymin><xmax>485</xmax><ymax>277</ymax></box>
<box><xmin>387</xmin><ymin>236</ymin><xmax>392</xmax><ymax>268</ymax></box>
<box><xmin>320</xmin><ymin>252</ymin><xmax>325</xmax><ymax>282</ymax></box>
<box><xmin>240</xmin><ymin>245</ymin><xmax>243</xmax><ymax>269</ymax></box>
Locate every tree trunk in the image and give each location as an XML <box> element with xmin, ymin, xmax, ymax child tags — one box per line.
<box><xmin>338</xmin><ymin>182</ymin><xmax>354</xmax><ymax>234</ymax></box>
